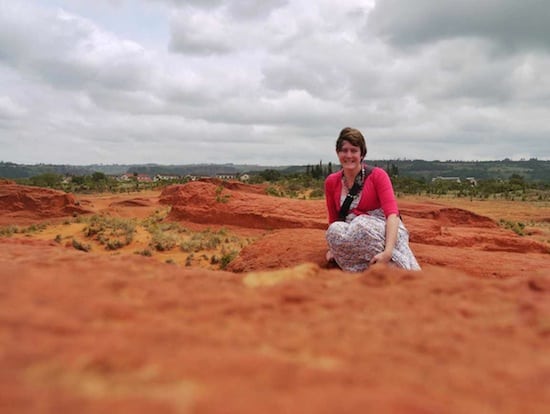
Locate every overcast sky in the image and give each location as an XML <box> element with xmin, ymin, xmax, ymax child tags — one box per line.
<box><xmin>1</xmin><ymin>0</ymin><xmax>549</xmax><ymax>165</ymax></box>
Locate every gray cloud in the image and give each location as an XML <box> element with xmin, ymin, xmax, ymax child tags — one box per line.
<box><xmin>368</xmin><ymin>0</ymin><xmax>550</xmax><ymax>52</ymax></box>
<box><xmin>0</xmin><ymin>0</ymin><xmax>548</xmax><ymax>165</ymax></box>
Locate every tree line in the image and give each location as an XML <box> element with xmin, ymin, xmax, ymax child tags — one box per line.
<box><xmin>6</xmin><ymin>161</ymin><xmax>549</xmax><ymax>201</ymax></box>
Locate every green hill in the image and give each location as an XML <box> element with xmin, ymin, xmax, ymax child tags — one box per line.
<box><xmin>1</xmin><ymin>159</ymin><xmax>549</xmax><ymax>183</ymax></box>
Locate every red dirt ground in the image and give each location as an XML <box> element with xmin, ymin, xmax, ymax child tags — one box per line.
<box><xmin>1</xmin><ymin>180</ymin><xmax>549</xmax><ymax>414</ymax></box>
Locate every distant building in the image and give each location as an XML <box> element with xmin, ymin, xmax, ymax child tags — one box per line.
<box><xmin>432</xmin><ymin>176</ymin><xmax>461</xmax><ymax>184</ymax></box>
<box><xmin>239</xmin><ymin>173</ymin><xmax>250</xmax><ymax>182</ymax></box>
<box><xmin>136</xmin><ymin>174</ymin><xmax>152</xmax><ymax>183</ymax></box>
<box><xmin>216</xmin><ymin>173</ymin><xmax>236</xmax><ymax>180</ymax></box>
<box><xmin>465</xmin><ymin>177</ymin><xmax>477</xmax><ymax>186</ymax></box>
<box><xmin>431</xmin><ymin>176</ymin><xmax>477</xmax><ymax>186</ymax></box>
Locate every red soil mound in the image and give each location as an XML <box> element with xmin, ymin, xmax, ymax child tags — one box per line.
<box><xmin>0</xmin><ymin>182</ymin><xmax>91</xmax><ymax>225</ymax></box>
<box><xmin>160</xmin><ymin>181</ymin><xmax>326</xmax><ymax>229</ymax></box>
<box><xmin>228</xmin><ymin>229</ymin><xmax>329</xmax><ymax>272</ymax></box>
<box><xmin>1</xmin><ymin>239</ymin><xmax>549</xmax><ymax>414</ymax></box>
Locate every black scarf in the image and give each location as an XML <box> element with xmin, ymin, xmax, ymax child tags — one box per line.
<box><xmin>337</xmin><ymin>165</ymin><xmax>372</xmax><ymax>221</ymax></box>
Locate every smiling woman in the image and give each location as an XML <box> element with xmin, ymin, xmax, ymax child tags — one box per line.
<box><xmin>324</xmin><ymin>127</ymin><xmax>420</xmax><ymax>272</ymax></box>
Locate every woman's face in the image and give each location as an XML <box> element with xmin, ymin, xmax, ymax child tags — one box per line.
<box><xmin>337</xmin><ymin>140</ymin><xmax>362</xmax><ymax>172</ymax></box>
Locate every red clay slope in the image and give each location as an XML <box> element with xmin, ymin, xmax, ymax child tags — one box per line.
<box><xmin>0</xmin><ymin>182</ymin><xmax>91</xmax><ymax>225</ymax></box>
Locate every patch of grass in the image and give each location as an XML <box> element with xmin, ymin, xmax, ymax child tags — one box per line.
<box><xmin>22</xmin><ymin>223</ymin><xmax>46</xmax><ymax>233</ymax></box>
<box><xmin>143</xmin><ymin>219</ymin><xmax>190</xmax><ymax>253</ymax></box>
<box><xmin>499</xmin><ymin>219</ymin><xmax>526</xmax><ymax>236</ymax></box>
<box><xmin>179</xmin><ymin>239</ymin><xmax>202</xmax><ymax>253</ymax></box>
<box><xmin>0</xmin><ymin>223</ymin><xmax>49</xmax><ymax>237</ymax></box>
<box><xmin>149</xmin><ymin>230</ymin><xmax>177</xmax><ymax>251</ymax></box>
<box><xmin>179</xmin><ymin>228</ymin><xmax>240</xmax><ymax>253</ymax></box>
<box><xmin>0</xmin><ymin>225</ymin><xmax>19</xmax><ymax>237</ymax></box>
<box><xmin>83</xmin><ymin>215</ymin><xmax>136</xmax><ymax>250</ymax></box>
<box><xmin>142</xmin><ymin>218</ymin><xmax>253</xmax><ymax>268</ymax></box>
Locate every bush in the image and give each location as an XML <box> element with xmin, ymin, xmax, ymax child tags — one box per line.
<box><xmin>135</xmin><ymin>249</ymin><xmax>153</xmax><ymax>257</ymax></box>
<box><xmin>72</xmin><ymin>239</ymin><xmax>91</xmax><ymax>252</ymax></box>
<box><xmin>149</xmin><ymin>231</ymin><xmax>177</xmax><ymax>251</ymax></box>
<box><xmin>215</xmin><ymin>186</ymin><xmax>231</xmax><ymax>203</ymax></box>
<box><xmin>0</xmin><ymin>225</ymin><xmax>19</xmax><ymax>237</ymax></box>
<box><xmin>499</xmin><ymin>219</ymin><xmax>525</xmax><ymax>236</ymax></box>
<box><xmin>219</xmin><ymin>251</ymin><xmax>238</xmax><ymax>270</ymax></box>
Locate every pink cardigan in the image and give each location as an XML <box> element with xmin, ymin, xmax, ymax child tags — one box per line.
<box><xmin>324</xmin><ymin>166</ymin><xmax>399</xmax><ymax>224</ymax></box>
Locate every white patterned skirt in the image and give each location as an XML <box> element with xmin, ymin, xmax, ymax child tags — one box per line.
<box><xmin>326</xmin><ymin>209</ymin><xmax>421</xmax><ymax>272</ymax></box>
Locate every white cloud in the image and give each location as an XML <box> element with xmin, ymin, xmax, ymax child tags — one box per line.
<box><xmin>0</xmin><ymin>0</ymin><xmax>548</xmax><ymax>165</ymax></box>
<box><xmin>0</xmin><ymin>96</ymin><xmax>27</xmax><ymax>119</ymax></box>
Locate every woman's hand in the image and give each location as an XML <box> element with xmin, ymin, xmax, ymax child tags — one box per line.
<box><xmin>326</xmin><ymin>250</ymin><xmax>335</xmax><ymax>262</ymax></box>
<box><xmin>370</xmin><ymin>213</ymin><xmax>398</xmax><ymax>266</ymax></box>
<box><xmin>369</xmin><ymin>250</ymin><xmax>392</xmax><ymax>266</ymax></box>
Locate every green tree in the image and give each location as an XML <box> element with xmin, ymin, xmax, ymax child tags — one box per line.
<box><xmin>28</xmin><ymin>173</ymin><xmax>62</xmax><ymax>188</ymax></box>
<box><xmin>91</xmin><ymin>172</ymin><xmax>107</xmax><ymax>182</ymax></box>
<box><xmin>259</xmin><ymin>169</ymin><xmax>281</xmax><ymax>182</ymax></box>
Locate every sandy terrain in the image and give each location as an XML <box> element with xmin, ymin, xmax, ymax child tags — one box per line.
<box><xmin>1</xmin><ymin>179</ymin><xmax>549</xmax><ymax>413</ymax></box>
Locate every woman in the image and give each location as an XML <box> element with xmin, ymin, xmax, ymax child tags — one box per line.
<box><xmin>325</xmin><ymin>127</ymin><xmax>420</xmax><ymax>272</ymax></box>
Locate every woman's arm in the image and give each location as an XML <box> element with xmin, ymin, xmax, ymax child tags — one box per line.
<box><xmin>324</xmin><ymin>174</ymin><xmax>339</xmax><ymax>224</ymax></box>
<box><xmin>370</xmin><ymin>213</ymin><xmax>399</xmax><ymax>265</ymax></box>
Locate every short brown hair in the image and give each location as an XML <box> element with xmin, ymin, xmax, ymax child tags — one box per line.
<box><xmin>336</xmin><ymin>127</ymin><xmax>367</xmax><ymax>158</ymax></box>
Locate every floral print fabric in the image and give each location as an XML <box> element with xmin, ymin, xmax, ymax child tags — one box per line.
<box><xmin>326</xmin><ymin>208</ymin><xmax>421</xmax><ymax>272</ymax></box>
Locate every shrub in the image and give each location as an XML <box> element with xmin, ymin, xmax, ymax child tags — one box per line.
<box><xmin>149</xmin><ymin>231</ymin><xmax>177</xmax><ymax>251</ymax></box>
<box><xmin>135</xmin><ymin>248</ymin><xmax>153</xmax><ymax>257</ymax></box>
<box><xmin>499</xmin><ymin>219</ymin><xmax>525</xmax><ymax>236</ymax></box>
<box><xmin>219</xmin><ymin>251</ymin><xmax>238</xmax><ymax>270</ymax></box>
<box><xmin>72</xmin><ymin>239</ymin><xmax>91</xmax><ymax>252</ymax></box>
<box><xmin>0</xmin><ymin>225</ymin><xmax>19</xmax><ymax>237</ymax></box>
<box><xmin>215</xmin><ymin>185</ymin><xmax>231</xmax><ymax>203</ymax></box>
<box><xmin>266</xmin><ymin>186</ymin><xmax>281</xmax><ymax>197</ymax></box>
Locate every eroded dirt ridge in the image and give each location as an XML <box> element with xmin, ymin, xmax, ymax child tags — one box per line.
<box><xmin>0</xmin><ymin>182</ymin><xmax>91</xmax><ymax>224</ymax></box>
